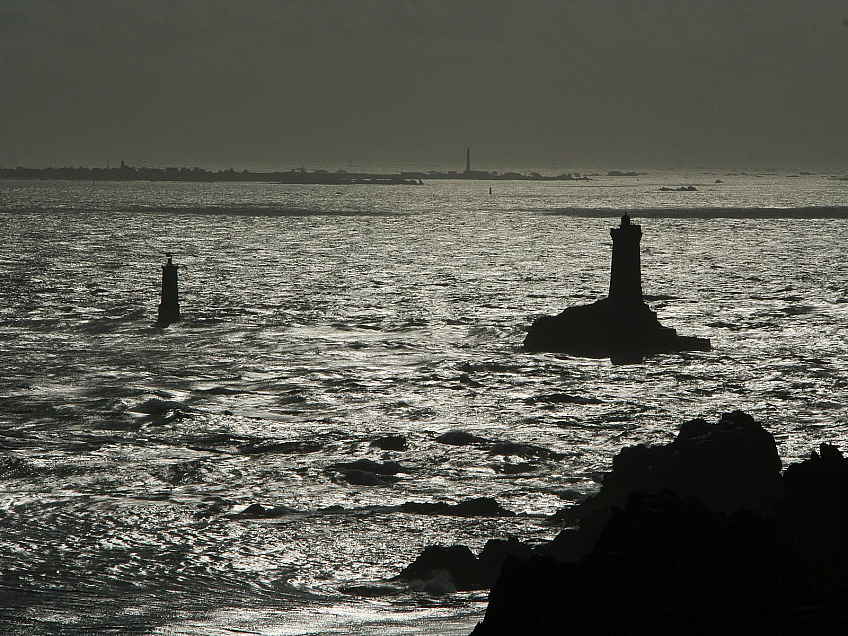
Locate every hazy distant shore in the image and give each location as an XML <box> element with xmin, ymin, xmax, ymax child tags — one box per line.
<box><xmin>0</xmin><ymin>164</ymin><xmax>590</xmax><ymax>185</ymax></box>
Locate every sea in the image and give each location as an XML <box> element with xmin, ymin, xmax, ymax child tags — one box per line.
<box><xmin>1</xmin><ymin>169</ymin><xmax>848</xmax><ymax>635</ymax></box>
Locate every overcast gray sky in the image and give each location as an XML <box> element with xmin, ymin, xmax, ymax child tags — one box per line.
<box><xmin>2</xmin><ymin>0</ymin><xmax>847</xmax><ymax>170</ymax></box>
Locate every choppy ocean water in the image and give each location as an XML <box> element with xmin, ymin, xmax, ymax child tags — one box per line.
<box><xmin>1</xmin><ymin>171</ymin><xmax>848</xmax><ymax>634</ymax></box>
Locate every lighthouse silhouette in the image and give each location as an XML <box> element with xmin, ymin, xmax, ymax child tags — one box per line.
<box><xmin>523</xmin><ymin>213</ymin><xmax>710</xmax><ymax>360</ymax></box>
<box><xmin>608</xmin><ymin>213</ymin><xmax>643</xmax><ymax>304</ymax></box>
<box><xmin>157</xmin><ymin>253</ymin><xmax>180</xmax><ymax>324</ymax></box>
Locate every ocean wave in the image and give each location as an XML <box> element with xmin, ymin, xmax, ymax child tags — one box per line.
<box><xmin>2</xmin><ymin>204</ymin><xmax>399</xmax><ymax>217</ymax></box>
<box><xmin>543</xmin><ymin>206</ymin><xmax>848</xmax><ymax>218</ymax></box>
<box><xmin>138</xmin><ymin>205</ymin><xmax>399</xmax><ymax>217</ymax></box>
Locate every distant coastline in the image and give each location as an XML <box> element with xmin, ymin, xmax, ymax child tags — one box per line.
<box><xmin>0</xmin><ymin>163</ymin><xmax>591</xmax><ymax>185</ymax></box>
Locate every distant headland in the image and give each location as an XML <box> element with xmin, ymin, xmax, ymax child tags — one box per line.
<box><xmin>0</xmin><ymin>150</ymin><xmax>591</xmax><ymax>185</ymax></box>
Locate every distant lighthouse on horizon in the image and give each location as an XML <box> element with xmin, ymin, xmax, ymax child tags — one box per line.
<box><xmin>465</xmin><ymin>147</ymin><xmax>471</xmax><ymax>174</ymax></box>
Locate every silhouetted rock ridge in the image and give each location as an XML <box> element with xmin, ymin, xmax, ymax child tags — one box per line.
<box><xmin>471</xmin><ymin>412</ymin><xmax>848</xmax><ymax>635</ymax></box>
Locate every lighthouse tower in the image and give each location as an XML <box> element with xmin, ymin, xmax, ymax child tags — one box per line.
<box><xmin>608</xmin><ymin>213</ymin><xmax>643</xmax><ymax>304</ymax></box>
<box><xmin>157</xmin><ymin>253</ymin><xmax>180</xmax><ymax>324</ymax></box>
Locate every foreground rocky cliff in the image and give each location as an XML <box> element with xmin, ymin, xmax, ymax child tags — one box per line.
<box><xmin>472</xmin><ymin>411</ymin><xmax>848</xmax><ymax>635</ymax></box>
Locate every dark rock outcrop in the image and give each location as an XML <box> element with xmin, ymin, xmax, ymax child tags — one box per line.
<box><xmin>435</xmin><ymin>431</ymin><xmax>562</xmax><ymax>461</ymax></box>
<box><xmin>474</xmin><ymin>492</ymin><xmax>802</xmax><ymax>636</ymax></box>
<box><xmin>395</xmin><ymin>545</ymin><xmax>481</xmax><ymax>591</ymax></box>
<box><xmin>545</xmin><ymin>410</ymin><xmax>784</xmax><ymax>563</ymax></box>
<box><xmin>497</xmin><ymin>461</ymin><xmax>536</xmax><ymax>474</ymax></box>
<box><xmin>370</xmin><ymin>434</ymin><xmax>408</xmax><ymax>451</ymax></box>
<box><xmin>436</xmin><ymin>430</ymin><xmax>489</xmax><ymax>446</ymax></box>
<box><xmin>489</xmin><ymin>441</ymin><xmax>564</xmax><ymax>460</ymax></box>
<box><xmin>332</xmin><ymin>458</ymin><xmax>409</xmax><ymax>475</ymax></box>
<box><xmin>775</xmin><ymin>443</ymin><xmax>848</xmax><ymax>599</ymax></box>
<box><xmin>341</xmin><ymin>584</ymin><xmax>402</xmax><ymax>597</ymax></box>
<box><xmin>476</xmin><ymin>538</ymin><xmax>535</xmax><ymax>587</ymax></box>
<box><xmin>237</xmin><ymin>439</ymin><xmax>322</xmax><ymax>455</ymax></box>
<box><xmin>401</xmin><ymin>497</ymin><xmax>515</xmax><ymax>517</ymax></box>
<box><xmin>329</xmin><ymin>458</ymin><xmax>410</xmax><ymax>486</ymax></box>
<box><xmin>338</xmin><ymin>469</ymin><xmax>398</xmax><ymax>486</ymax></box>
<box><xmin>394</xmin><ymin>537</ymin><xmax>532</xmax><ymax>592</ymax></box>
<box><xmin>232</xmin><ymin>503</ymin><xmax>295</xmax><ymax>519</ymax></box>
<box><xmin>524</xmin><ymin>393</ymin><xmax>603</xmax><ymax>406</ymax></box>
<box><xmin>471</xmin><ymin>412</ymin><xmax>848</xmax><ymax>635</ymax></box>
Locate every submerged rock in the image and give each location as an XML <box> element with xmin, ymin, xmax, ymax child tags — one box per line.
<box><xmin>132</xmin><ymin>397</ymin><xmax>196</xmax><ymax>426</ymax></box>
<box><xmin>436</xmin><ymin>430</ymin><xmax>489</xmax><ymax>445</ymax></box>
<box><xmin>400</xmin><ymin>497</ymin><xmax>515</xmax><ymax>517</ymax></box>
<box><xmin>327</xmin><ymin>458</ymin><xmax>407</xmax><ymax>487</ymax></box>
<box><xmin>232</xmin><ymin>503</ymin><xmax>295</xmax><ymax>519</ymax></box>
<box><xmin>237</xmin><ymin>439</ymin><xmax>322</xmax><ymax>455</ymax></box>
<box><xmin>489</xmin><ymin>441</ymin><xmax>564</xmax><ymax>460</ymax></box>
<box><xmin>338</xmin><ymin>469</ymin><xmax>399</xmax><ymax>486</ymax></box>
<box><xmin>370</xmin><ymin>434</ymin><xmax>408</xmax><ymax>451</ymax></box>
<box><xmin>340</xmin><ymin>584</ymin><xmax>402</xmax><ymax>597</ymax></box>
<box><xmin>497</xmin><ymin>461</ymin><xmax>536</xmax><ymax>474</ymax></box>
<box><xmin>524</xmin><ymin>393</ymin><xmax>603</xmax><ymax>406</ymax></box>
<box><xmin>331</xmin><ymin>458</ymin><xmax>410</xmax><ymax>475</ymax></box>
<box><xmin>524</xmin><ymin>214</ymin><xmax>710</xmax><ymax>361</ymax></box>
<box><xmin>133</xmin><ymin>397</ymin><xmax>189</xmax><ymax>415</ymax></box>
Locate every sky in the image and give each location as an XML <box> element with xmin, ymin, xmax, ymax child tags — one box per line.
<box><xmin>2</xmin><ymin>0</ymin><xmax>847</xmax><ymax>170</ymax></box>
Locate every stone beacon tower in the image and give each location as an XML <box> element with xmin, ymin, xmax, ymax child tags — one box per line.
<box><xmin>608</xmin><ymin>213</ymin><xmax>643</xmax><ymax>304</ymax></box>
<box><xmin>157</xmin><ymin>253</ymin><xmax>180</xmax><ymax>325</ymax></box>
<box><xmin>523</xmin><ymin>214</ymin><xmax>710</xmax><ymax>361</ymax></box>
